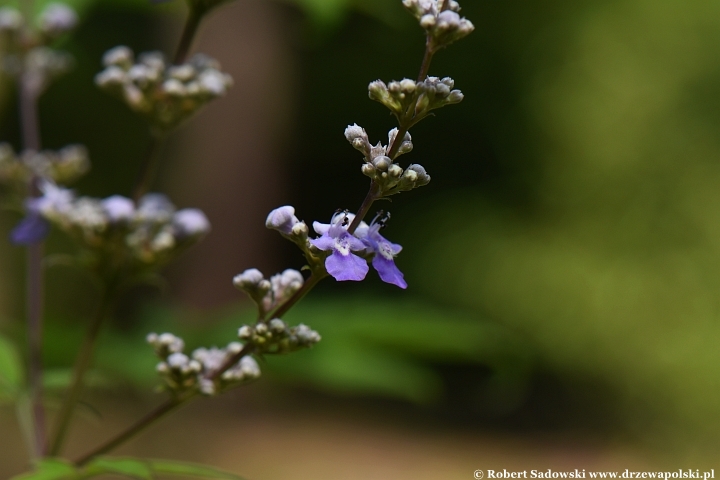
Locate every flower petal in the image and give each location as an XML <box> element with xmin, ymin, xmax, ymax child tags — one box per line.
<box><xmin>326</xmin><ymin>250</ymin><xmax>368</xmax><ymax>281</ymax></box>
<box><xmin>309</xmin><ymin>233</ymin><xmax>335</xmax><ymax>251</ymax></box>
<box><xmin>372</xmin><ymin>255</ymin><xmax>407</xmax><ymax>289</ymax></box>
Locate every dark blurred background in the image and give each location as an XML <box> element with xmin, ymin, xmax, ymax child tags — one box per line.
<box><xmin>2</xmin><ymin>0</ymin><xmax>720</xmax><ymax>477</ymax></box>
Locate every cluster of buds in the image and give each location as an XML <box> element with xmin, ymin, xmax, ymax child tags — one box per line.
<box><xmin>95</xmin><ymin>46</ymin><xmax>234</xmax><ymax>130</ymax></box>
<box><xmin>25</xmin><ymin>183</ymin><xmax>210</xmax><ymax>268</ymax></box>
<box><xmin>345</xmin><ymin>126</ymin><xmax>430</xmax><ymax>195</ymax></box>
<box><xmin>0</xmin><ymin>3</ymin><xmax>78</xmax><ymax>46</ymax></box>
<box><xmin>368</xmin><ymin>77</ymin><xmax>463</xmax><ymax>123</ymax></box>
<box><xmin>0</xmin><ymin>143</ymin><xmax>89</xmax><ymax>191</ymax></box>
<box><xmin>238</xmin><ymin>319</ymin><xmax>321</xmax><ymax>355</ymax></box>
<box><xmin>402</xmin><ymin>0</ymin><xmax>474</xmax><ymax>48</ymax></box>
<box><xmin>0</xmin><ymin>4</ymin><xmax>77</xmax><ymax>93</ymax></box>
<box><xmin>233</xmin><ymin>268</ymin><xmax>305</xmax><ymax>315</ymax></box>
<box><xmin>147</xmin><ymin>333</ymin><xmax>260</xmax><ymax>396</ymax></box>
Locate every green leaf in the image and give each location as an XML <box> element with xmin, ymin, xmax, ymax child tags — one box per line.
<box><xmin>82</xmin><ymin>458</ymin><xmax>152</xmax><ymax>479</ymax></box>
<box><xmin>148</xmin><ymin>459</ymin><xmax>244</xmax><ymax>479</ymax></box>
<box><xmin>11</xmin><ymin>459</ymin><xmax>78</xmax><ymax>480</ymax></box>
<box><xmin>81</xmin><ymin>457</ymin><xmax>244</xmax><ymax>479</ymax></box>
<box><xmin>0</xmin><ymin>333</ymin><xmax>23</xmax><ymax>396</ymax></box>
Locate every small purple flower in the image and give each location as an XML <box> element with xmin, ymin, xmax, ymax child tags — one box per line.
<box><xmin>10</xmin><ymin>212</ymin><xmax>50</xmax><ymax>245</ymax></box>
<box><xmin>310</xmin><ymin>214</ymin><xmax>369</xmax><ymax>282</ymax></box>
<box><xmin>356</xmin><ymin>218</ymin><xmax>407</xmax><ymax>289</ymax></box>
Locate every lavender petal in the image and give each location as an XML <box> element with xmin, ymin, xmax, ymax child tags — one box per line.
<box><xmin>325</xmin><ymin>250</ymin><xmax>368</xmax><ymax>282</ymax></box>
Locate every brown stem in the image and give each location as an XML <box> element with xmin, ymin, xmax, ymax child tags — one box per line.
<box><xmin>347</xmin><ymin>182</ymin><xmax>381</xmax><ymax>234</ymax></box>
<box><xmin>266</xmin><ymin>272</ymin><xmax>327</xmax><ymax>321</ymax></box>
<box><xmin>173</xmin><ymin>6</ymin><xmax>203</xmax><ymax>65</ymax></box>
<box><xmin>416</xmin><ymin>38</ymin><xmax>435</xmax><ymax>83</ymax></box>
<box><xmin>48</xmin><ymin>288</ymin><xmax>118</xmax><ymax>456</ymax></box>
<box><xmin>20</xmin><ymin>64</ymin><xmax>47</xmax><ymax>458</ymax></box>
<box><xmin>131</xmin><ymin>133</ymin><xmax>164</xmax><ymax>202</ymax></box>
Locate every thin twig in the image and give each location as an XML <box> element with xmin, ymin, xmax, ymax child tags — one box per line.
<box><xmin>48</xmin><ymin>288</ymin><xmax>118</xmax><ymax>456</ymax></box>
<box><xmin>74</xmin><ymin>395</ymin><xmax>194</xmax><ymax>467</ymax></box>
<box><xmin>131</xmin><ymin>134</ymin><xmax>164</xmax><ymax>202</ymax></box>
<box><xmin>20</xmin><ymin>63</ymin><xmax>47</xmax><ymax>459</ymax></box>
<box><xmin>266</xmin><ymin>272</ymin><xmax>327</xmax><ymax>320</ymax></box>
<box><xmin>173</xmin><ymin>6</ymin><xmax>203</xmax><ymax>65</ymax></box>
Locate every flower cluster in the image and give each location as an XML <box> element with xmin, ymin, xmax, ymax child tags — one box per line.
<box><xmin>95</xmin><ymin>46</ymin><xmax>234</xmax><ymax>130</ymax></box>
<box><xmin>0</xmin><ymin>3</ymin><xmax>77</xmax><ymax>45</ymax></box>
<box><xmin>0</xmin><ymin>4</ymin><xmax>77</xmax><ymax>92</ymax></box>
<box><xmin>402</xmin><ymin>0</ymin><xmax>474</xmax><ymax>48</ymax></box>
<box><xmin>237</xmin><ymin>318</ymin><xmax>321</xmax><ymax>354</ymax></box>
<box><xmin>233</xmin><ymin>268</ymin><xmax>305</xmax><ymax>316</ymax></box>
<box><xmin>15</xmin><ymin>182</ymin><xmax>210</xmax><ymax>270</ymax></box>
<box><xmin>368</xmin><ymin>77</ymin><xmax>463</xmax><ymax>124</ymax></box>
<box><xmin>345</xmin><ymin>126</ymin><xmax>430</xmax><ymax>195</ymax></box>
<box><xmin>147</xmin><ymin>333</ymin><xmax>260</xmax><ymax>396</ymax></box>
<box><xmin>0</xmin><ymin>143</ymin><xmax>89</xmax><ymax>190</ymax></box>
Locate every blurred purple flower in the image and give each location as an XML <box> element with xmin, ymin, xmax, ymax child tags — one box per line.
<box><xmin>10</xmin><ymin>212</ymin><xmax>49</xmax><ymax>245</ymax></box>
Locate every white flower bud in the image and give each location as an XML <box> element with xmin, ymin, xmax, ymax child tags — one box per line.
<box><xmin>361</xmin><ymin>163</ymin><xmax>376</xmax><ymax>177</ymax></box>
<box><xmin>102</xmin><ymin>46</ymin><xmax>134</xmax><ymax>69</ymax></box>
<box><xmin>372</xmin><ymin>156</ymin><xmax>391</xmax><ymax>172</ymax></box>
<box><xmin>167</xmin><ymin>352</ymin><xmax>189</xmax><ymax>369</ymax></box>
<box><xmin>238</xmin><ymin>325</ymin><xmax>253</xmax><ymax>339</ymax></box>
<box><xmin>102</xmin><ymin>195</ymin><xmax>135</xmax><ymax>223</ymax></box>
<box><xmin>420</xmin><ymin>14</ymin><xmax>436</xmax><ymax>28</ymax></box>
<box><xmin>0</xmin><ymin>7</ymin><xmax>23</xmax><ymax>32</ymax></box>
<box><xmin>447</xmin><ymin>90</ymin><xmax>464</xmax><ymax>103</ymax></box>
<box><xmin>163</xmin><ymin>78</ymin><xmax>186</xmax><ymax>96</ymax></box>
<box><xmin>234</xmin><ymin>268</ymin><xmax>264</xmax><ymax>288</ymax></box>
<box><xmin>266</xmin><ymin>205</ymin><xmax>299</xmax><ymax>235</ymax></box>
<box><xmin>38</xmin><ymin>3</ymin><xmax>78</xmax><ymax>37</ymax></box>
<box><xmin>269</xmin><ymin>318</ymin><xmax>286</xmax><ymax>333</ymax></box>
<box><xmin>291</xmin><ymin>221</ymin><xmax>309</xmax><ymax>238</ymax></box>
<box><xmin>388</xmin><ymin>164</ymin><xmax>403</xmax><ymax>178</ymax></box>
<box><xmin>198</xmin><ymin>69</ymin><xmax>230</xmax><ymax>96</ymax></box>
<box><xmin>255</xmin><ymin>323</ymin><xmax>268</xmax><ymax>335</ymax></box>
<box><xmin>344</xmin><ymin>124</ymin><xmax>368</xmax><ymax>143</ymax></box>
<box><xmin>168</xmin><ymin>64</ymin><xmax>196</xmax><ymax>82</ymax></box>
<box><xmin>173</xmin><ymin>209</ymin><xmax>210</xmax><ymax>237</ymax></box>
<box><xmin>95</xmin><ymin>67</ymin><xmax>127</xmax><ymax>88</ymax></box>
<box><xmin>239</xmin><ymin>356</ymin><xmax>260</xmax><ymax>378</ymax></box>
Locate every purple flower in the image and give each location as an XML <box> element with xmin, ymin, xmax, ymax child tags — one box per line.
<box><xmin>310</xmin><ymin>214</ymin><xmax>369</xmax><ymax>282</ymax></box>
<box><xmin>356</xmin><ymin>219</ymin><xmax>407</xmax><ymax>289</ymax></box>
<box><xmin>10</xmin><ymin>212</ymin><xmax>50</xmax><ymax>245</ymax></box>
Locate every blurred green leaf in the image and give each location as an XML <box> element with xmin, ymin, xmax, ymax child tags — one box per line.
<box><xmin>11</xmin><ymin>459</ymin><xmax>77</xmax><ymax>480</ymax></box>
<box><xmin>82</xmin><ymin>458</ymin><xmax>152</xmax><ymax>479</ymax></box>
<box><xmin>281</xmin><ymin>0</ymin><xmax>351</xmax><ymax>27</ymax></box>
<box><xmin>81</xmin><ymin>457</ymin><xmax>244</xmax><ymax>479</ymax></box>
<box><xmin>0</xmin><ymin>332</ymin><xmax>23</xmax><ymax>399</ymax></box>
<box><xmin>147</xmin><ymin>459</ymin><xmax>245</xmax><ymax>479</ymax></box>
<box><xmin>43</xmin><ymin>368</ymin><xmax>112</xmax><ymax>392</ymax></box>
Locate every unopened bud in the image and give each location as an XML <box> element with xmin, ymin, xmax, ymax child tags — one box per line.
<box><xmin>103</xmin><ymin>46</ymin><xmax>133</xmax><ymax>69</ymax></box>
